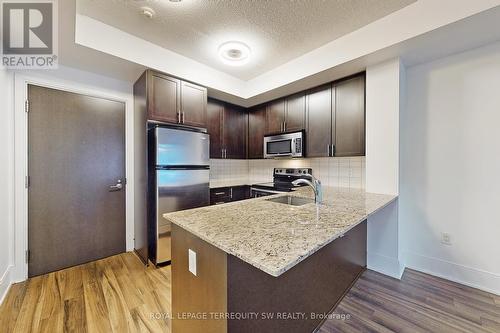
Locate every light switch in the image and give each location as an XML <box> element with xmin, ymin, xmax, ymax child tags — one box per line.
<box><xmin>188</xmin><ymin>249</ymin><xmax>197</xmax><ymax>276</ymax></box>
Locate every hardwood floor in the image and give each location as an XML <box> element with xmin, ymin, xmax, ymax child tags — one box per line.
<box><xmin>1</xmin><ymin>253</ymin><xmax>499</xmax><ymax>333</ymax></box>
<box><xmin>0</xmin><ymin>252</ymin><xmax>171</xmax><ymax>333</ymax></box>
<box><xmin>318</xmin><ymin>269</ymin><xmax>500</xmax><ymax>333</ymax></box>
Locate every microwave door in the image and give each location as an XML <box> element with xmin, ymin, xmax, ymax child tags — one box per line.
<box><xmin>266</xmin><ymin>139</ymin><xmax>292</xmax><ymax>156</ymax></box>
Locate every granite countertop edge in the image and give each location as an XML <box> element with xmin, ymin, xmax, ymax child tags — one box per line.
<box><xmin>165</xmin><ymin>188</ymin><xmax>397</xmax><ymax>277</ymax></box>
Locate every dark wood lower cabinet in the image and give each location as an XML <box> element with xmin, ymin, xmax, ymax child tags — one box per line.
<box><xmin>172</xmin><ymin>221</ymin><xmax>367</xmax><ymax>333</ymax></box>
<box><xmin>210</xmin><ymin>186</ymin><xmax>250</xmax><ymax>205</ymax></box>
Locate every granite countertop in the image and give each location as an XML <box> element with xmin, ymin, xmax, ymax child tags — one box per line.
<box><xmin>164</xmin><ymin>186</ymin><xmax>397</xmax><ymax>277</ymax></box>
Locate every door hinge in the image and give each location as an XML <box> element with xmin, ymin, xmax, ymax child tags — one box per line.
<box><xmin>25</xmin><ymin>100</ymin><xmax>30</xmax><ymax>113</ymax></box>
<box><xmin>25</xmin><ymin>250</ymin><xmax>30</xmax><ymax>263</ymax></box>
<box><xmin>25</xmin><ymin>175</ymin><xmax>30</xmax><ymax>188</ymax></box>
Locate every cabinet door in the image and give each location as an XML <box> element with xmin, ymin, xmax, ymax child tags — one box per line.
<box><xmin>148</xmin><ymin>71</ymin><xmax>180</xmax><ymax>123</ymax></box>
<box><xmin>285</xmin><ymin>92</ymin><xmax>306</xmax><ymax>132</ymax></box>
<box><xmin>231</xmin><ymin>185</ymin><xmax>250</xmax><ymax>201</ymax></box>
<box><xmin>333</xmin><ymin>75</ymin><xmax>365</xmax><ymax>156</ymax></box>
<box><xmin>207</xmin><ymin>99</ymin><xmax>223</xmax><ymax>159</ymax></box>
<box><xmin>306</xmin><ymin>84</ymin><xmax>332</xmax><ymax>157</ymax></box>
<box><xmin>266</xmin><ymin>99</ymin><xmax>285</xmax><ymax>134</ymax></box>
<box><xmin>180</xmin><ymin>81</ymin><xmax>207</xmax><ymax>128</ymax></box>
<box><xmin>248</xmin><ymin>106</ymin><xmax>266</xmax><ymax>159</ymax></box>
<box><xmin>223</xmin><ymin>104</ymin><xmax>247</xmax><ymax>159</ymax></box>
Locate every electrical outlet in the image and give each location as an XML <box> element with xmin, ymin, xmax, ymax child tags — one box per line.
<box><xmin>188</xmin><ymin>249</ymin><xmax>197</xmax><ymax>276</ymax></box>
<box><xmin>441</xmin><ymin>233</ymin><xmax>452</xmax><ymax>245</ymax></box>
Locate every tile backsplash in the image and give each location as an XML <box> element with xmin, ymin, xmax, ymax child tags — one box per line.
<box><xmin>210</xmin><ymin>157</ymin><xmax>365</xmax><ymax>189</ymax></box>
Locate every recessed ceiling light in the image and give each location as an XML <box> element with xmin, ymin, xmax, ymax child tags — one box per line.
<box><xmin>140</xmin><ymin>6</ymin><xmax>155</xmax><ymax>19</ymax></box>
<box><xmin>218</xmin><ymin>41</ymin><xmax>251</xmax><ymax>66</ymax></box>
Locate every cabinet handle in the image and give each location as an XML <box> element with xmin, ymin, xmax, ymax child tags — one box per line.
<box><xmin>225</xmin><ymin>149</ymin><xmax>227</xmax><ymax>159</ymax></box>
<box><xmin>182</xmin><ymin>112</ymin><xmax>185</xmax><ymax>124</ymax></box>
<box><xmin>230</xmin><ymin>188</ymin><xmax>233</xmax><ymax>199</ymax></box>
<box><xmin>221</xmin><ymin>149</ymin><xmax>224</xmax><ymax>159</ymax></box>
<box><xmin>327</xmin><ymin>144</ymin><xmax>330</xmax><ymax>156</ymax></box>
<box><xmin>283</xmin><ymin>121</ymin><xmax>286</xmax><ymax>132</ymax></box>
<box><xmin>331</xmin><ymin>145</ymin><xmax>335</xmax><ymax>156</ymax></box>
<box><xmin>177</xmin><ymin>111</ymin><xmax>181</xmax><ymax>123</ymax></box>
<box><xmin>214</xmin><ymin>192</ymin><xmax>226</xmax><ymax>195</ymax></box>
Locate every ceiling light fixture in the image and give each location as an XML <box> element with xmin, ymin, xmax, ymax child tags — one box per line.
<box><xmin>140</xmin><ymin>7</ymin><xmax>155</xmax><ymax>19</ymax></box>
<box><xmin>169</xmin><ymin>0</ymin><xmax>182</xmax><ymax>2</ymax></box>
<box><xmin>218</xmin><ymin>41</ymin><xmax>251</xmax><ymax>66</ymax></box>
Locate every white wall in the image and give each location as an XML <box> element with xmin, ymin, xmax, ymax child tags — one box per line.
<box><xmin>9</xmin><ymin>65</ymin><xmax>134</xmax><ymax>284</ymax></box>
<box><xmin>401</xmin><ymin>41</ymin><xmax>500</xmax><ymax>295</ymax></box>
<box><xmin>365</xmin><ymin>58</ymin><xmax>404</xmax><ymax>279</ymax></box>
<box><xmin>0</xmin><ymin>67</ymin><xmax>14</xmax><ymax>304</ymax></box>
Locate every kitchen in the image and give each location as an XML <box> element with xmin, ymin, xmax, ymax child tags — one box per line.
<box><xmin>1</xmin><ymin>1</ymin><xmax>500</xmax><ymax>332</ymax></box>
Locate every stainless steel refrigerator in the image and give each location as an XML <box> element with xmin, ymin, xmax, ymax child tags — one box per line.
<box><xmin>148</xmin><ymin>126</ymin><xmax>210</xmax><ymax>265</ymax></box>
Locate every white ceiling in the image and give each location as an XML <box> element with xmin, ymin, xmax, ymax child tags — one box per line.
<box><xmin>77</xmin><ymin>0</ymin><xmax>415</xmax><ymax>81</ymax></box>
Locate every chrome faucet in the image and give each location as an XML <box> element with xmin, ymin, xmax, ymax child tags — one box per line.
<box><xmin>292</xmin><ymin>174</ymin><xmax>323</xmax><ymax>204</ymax></box>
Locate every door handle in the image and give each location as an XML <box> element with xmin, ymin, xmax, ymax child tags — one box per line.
<box><xmin>109</xmin><ymin>179</ymin><xmax>123</xmax><ymax>192</ymax></box>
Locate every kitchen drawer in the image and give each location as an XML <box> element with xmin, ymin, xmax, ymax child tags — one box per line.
<box><xmin>210</xmin><ymin>187</ymin><xmax>231</xmax><ymax>204</ymax></box>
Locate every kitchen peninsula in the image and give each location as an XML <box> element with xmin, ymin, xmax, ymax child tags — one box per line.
<box><xmin>164</xmin><ymin>187</ymin><xmax>396</xmax><ymax>333</ymax></box>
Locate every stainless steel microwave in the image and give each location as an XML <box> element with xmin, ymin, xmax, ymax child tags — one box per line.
<box><xmin>264</xmin><ymin>130</ymin><xmax>305</xmax><ymax>158</ymax></box>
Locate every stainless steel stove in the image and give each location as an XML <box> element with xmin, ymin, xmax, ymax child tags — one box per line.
<box><xmin>250</xmin><ymin>168</ymin><xmax>313</xmax><ymax>197</ymax></box>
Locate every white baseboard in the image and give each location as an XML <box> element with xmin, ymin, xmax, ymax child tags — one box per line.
<box><xmin>0</xmin><ymin>265</ymin><xmax>13</xmax><ymax>306</ymax></box>
<box><xmin>367</xmin><ymin>252</ymin><xmax>405</xmax><ymax>279</ymax></box>
<box><xmin>404</xmin><ymin>251</ymin><xmax>500</xmax><ymax>296</ymax></box>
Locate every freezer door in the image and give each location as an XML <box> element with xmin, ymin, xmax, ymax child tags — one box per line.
<box><xmin>156</xmin><ymin>127</ymin><xmax>209</xmax><ymax>166</ymax></box>
<box><xmin>156</xmin><ymin>169</ymin><xmax>210</xmax><ymax>263</ymax></box>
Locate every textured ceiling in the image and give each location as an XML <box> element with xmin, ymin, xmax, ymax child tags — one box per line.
<box><xmin>77</xmin><ymin>0</ymin><xmax>416</xmax><ymax>80</ymax></box>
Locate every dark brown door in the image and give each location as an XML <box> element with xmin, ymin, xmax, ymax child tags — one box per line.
<box><xmin>248</xmin><ymin>106</ymin><xmax>266</xmax><ymax>159</ymax></box>
<box><xmin>28</xmin><ymin>85</ymin><xmax>126</xmax><ymax>277</ymax></box>
<box><xmin>148</xmin><ymin>71</ymin><xmax>180</xmax><ymax>123</ymax></box>
<box><xmin>207</xmin><ymin>99</ymin><xmax>223</xmax><ymax>158</ymax></box>
<box><xmin>306</xmin><ymin>84</ymin><xmax>332</xmax><ymax>157</ymax></box>
<box><xmin>266</xmin><ymin>99</ymin><xmax>285</xmax><ymax>134</ymax></box>
<box><xmin>223</xmin><ymin>103</ymin><xmax>247</xmax><ymax>159</ymax></box>
<box><xmin>285</xmin><ymin>92</ymin><xmax>306</xmax><ymax>132</ymax></box>
<box><xmin>181</xmin><ymin>81</ymin><xmax>207</xmax><ymax>128</ymax></box>
<box><xmin>333</xmin><ymin>75</ymin><xmax>366</xmax><ymax>156</ymax></box>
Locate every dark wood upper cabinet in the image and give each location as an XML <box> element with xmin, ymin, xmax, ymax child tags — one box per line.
<box><xmin>306</xmin><ymin>84</ymin><xmax>332</xmax><ymax>157</ymax></box>
<box><xmin>266</xmin><ymin>99</ymin><xmax>285</xmax><ymax>134</ymax></box>
<box><xmin>145</xmin><ymin>70</ymin><xmax>207</xmax><ymax>128</ymax></box>
<box><xmin>332</xmin><ymin>75</ymin><xmax>365</xmax><ymax>156</ymax></box>
<box><xmin>223</xmin><ymin>104</ymin><xmax>247</xmax><ymax>159</ymax></box>
<box><xmin>248</xmin><ymin>106</ymin><xmax>266</xmax><ymax>159</ymax></box>
<box><xmin>207</xmin><ymin>99</ymin><xmax>223</xmax><ymax>158</ymax></box>
<box><xmin>285</xmin><ymin>92</ymin><xmax>306</xmax><ymax>132</ymax></box>
<box><xmin>149</xmin><ymin>71</ymin><xmax>180</xmax><ymax>124</ymax></box>
<box><xmin>207</xmin><ymin>99</ymin><xmax>247</xmax><ymax>159</ymax></box>
<box><xmin>180</xmin><ymin>81</ymin><xmax>207</xmax><ymax>127</ymax></box>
